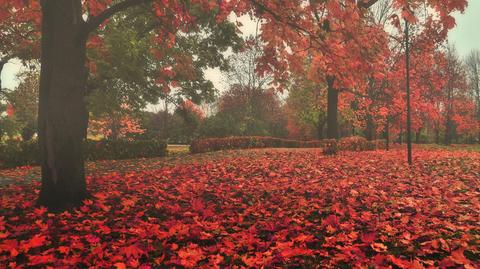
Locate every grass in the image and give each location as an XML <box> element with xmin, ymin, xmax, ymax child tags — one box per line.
<box><xmin>417</xmin><ymin>143</ymin><xmax>480</xmax><ymax>152</ymax></box>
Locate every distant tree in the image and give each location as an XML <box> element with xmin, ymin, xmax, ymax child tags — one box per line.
<box><xmin>465</xmin><ymin>49</ymin><xmax>480</xmax><ymax>141</ymax></box>
<box><xmin>4</xmin><ymin>70</ymin><xmax>39</xmax><ymax>141</ymax></box>
<box><xmin>204</xmin><ymin>37</ymin><xmax>286</xmax><ymax>138</ymax></box>
<box><xmin>88</xmin><ymin>104</ymin><xmax>145</xmax><ymax>140</ymax></box>
<box><xmin>141</xmin><ymin>110</ymin><xmax>173</xmax><ymax>140</ymax></box>
<box><xmin>166</xmin><ymin>100</ymin><xmax>205</xmax><ymax>143</ymax></box>
<box><xmin>284</xmin><ymin>78</ymin><xmax>326</xmax><ymax>140</ymax></box>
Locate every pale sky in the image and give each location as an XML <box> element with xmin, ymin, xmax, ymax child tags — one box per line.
<box><xmin>448</xmin><ymin>0</ymin><xmax>480</xmax><ymax>58</ymax></box>
<box><xmin>1</xmin><ymin>3</ymin><xmax>479</xmax><ymax>91</ymax></box>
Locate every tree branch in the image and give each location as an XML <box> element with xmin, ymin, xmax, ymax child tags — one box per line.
<box><xmin>81</xmin><ymin>0</ymin><xmax>151</xmax><ymax>39</ymax></box>
<box><xmin>249</xmin><ymin>0</ymin><xmax>323</xmax><ymax>43</ymax></box>
<box><xmin>357</xmin><ymin>0</ymin><xmax>380</xmax><ymax>9</ymax></box>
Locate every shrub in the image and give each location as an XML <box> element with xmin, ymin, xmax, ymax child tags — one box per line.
<box><xmin>190</xmin><ymin>136</ymin><xmax>335</xmax><ymax>153</ymax></box>
<box><xmin>0</xmin><ymin>140</ymin><xmax>39</xmax><ymax>168</ymax></box>
<box><xmin>338</xmin><ymin>136</ymin><xmax>375</xmax><ymax>151</ymax></box>
<box><xmin>85</xmin><ymin>139</ymin><xmax>167</xmax><ymax>161</ymax></box>
<box><xmin>0</xmin><ymin>139</ymin><xmax>167</xmax><ymax>169</ymax></box>
<box><xmin>322</xmin><ymin>140</ymin><xmax>338</xmax><ymax>155</ymax></box>
<box><xmin>371</xmin><ymin>139</ymin><xmax>387</xmax><ymax>150</ymax></box>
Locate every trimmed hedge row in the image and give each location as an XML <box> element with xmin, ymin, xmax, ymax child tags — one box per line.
<box><xmin>190</xmin><ymin>136</ymin><xmax>336</xmax><ymax>153</ymax></box>
<box><xmin>85</xmin><ymin>139</ymin><xmax>167</xmax><ymax>161</ymax></box>
<box><xmin>191</xmin><ymin>136</ymin><xmax>387</xmax><ymax>154</ymax></box>
<box><xmin>0</xmin><ymin>139</ymin><xmax>167</xmax><ymax>169</ymax></box>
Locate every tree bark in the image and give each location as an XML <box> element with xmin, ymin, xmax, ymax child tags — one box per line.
<box><xmin>444</xmin><ymin>118</ymin><xmax>454</xmax><ymax>145</ymax></box>
<box><xmin>385</xmin><ymin>118</ymin><xmax>389</xmax><ymax>151</ymax></box>
<box><xmin>316</xmin><ymin>114</ymin><xmax>325</xmax><ymax>140</ymax></box>
<box><xmin>415</xmin><ymin>128</ymin><xmax>422</xmax><ymax>144</ymax></box>
<box><xmin>365</xmin><ymin>114</ymin><xmax>375</xmax><ymax>141</ymax></box>
<box><xmin>326</xmin><ymin>76</ymin><xmax>338</xmax><ymax>139</ymax></box>
<box><xmin>0</xmin><ymin>60</ymin><xmax>5</xmax><ymax>92</ymax></box>
<box><xmin>405</xmin><ymin>20</ymin><xmax>412</xmax><ymax>165</ymax></box>
<box><xmin>37</xmin><ymin>0</ymin><xmax>89</xmax><ymax>211</ymax></box>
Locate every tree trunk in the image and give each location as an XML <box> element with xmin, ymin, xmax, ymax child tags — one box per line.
<box><xmin>445</xmin><ymin>118</ymin><xmax>452</xmax><ymax>145</ymax></box>
<box><xmin>365</xmin><ymin>114</ymin><xmax>375</xmax><ymax>141</ymax></box>
<box><xmin>37</xmin><ymin>0</ymin><xmax>89</xmax><ymax>211</ymax></box>
<box><xmin>326</xmin><ymin>76</ymin><xmax>338</xmax><ymax>139</ymax></box>
<box><xmin>0</xmin><ymin>60</ymin><xmax>5</xmax><ymax>92</ymax></box>
<box><xmin>317</xmin><ymin>114</ymin><xmax>325</xmax><ymax>140</ymax></box>
<box><xmin>415</xmin><ymin>128</ymin><xmax>422</xmax><ymax>144</ymax></box>
<box><xmin>405</xmin><ymin>20</ymin><xmax>412</xmax><ymax>165</ymax></box>
<box><xmin>385</xmin><ymin>118</ymin><xmax>390</xmax><ymax>151</ymax></box>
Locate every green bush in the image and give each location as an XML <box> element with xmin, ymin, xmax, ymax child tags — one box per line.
<box><xmin>0</xmin><ymin>139</ymin><xmax>167</xmax><ymax>169</ymax></box>
<box><xmin>0</xmin><ymin>140</ymin><xmax>39</xmax><ymax>168</ymax></box>
<box><xmin>85</xmin><ymin>139</ymin><xmax>167</xmax><ymax>161</ymax></box>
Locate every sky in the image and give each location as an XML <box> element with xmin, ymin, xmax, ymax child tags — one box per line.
<box><xmin>448</xmin><ymin>0</ymin><xmax>480</xmax><ymax>58</ymax></box>
<box><xmin>1</xmin><ymin>2</ymin><xmax>479</xmax><ymax>92</ymax></box>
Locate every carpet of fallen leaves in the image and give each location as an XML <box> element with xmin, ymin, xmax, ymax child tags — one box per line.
<box><xmin>0</xmin><ymin>149</ymin><xmax>479</xmax><ymax>268</ymax></box>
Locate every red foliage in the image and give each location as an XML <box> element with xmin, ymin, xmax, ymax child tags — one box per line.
<box><xmin>1</xmin><ymin>149</ymin><xmax>479</xmax><ymax>268</ymax></box>
<box><xmin>338</xmin><ymin>136</ymin><xmax>375</xmax><ymax>151</ymax></box>
<box><xmin>5</xmin><ymin>103</ymin><xmax>14</xmax><ymax>118</ymax></box>
<box><xmin>180</xmin><ymin>100</ymin><xmax>205</xmax><ymax>120</ymax></box>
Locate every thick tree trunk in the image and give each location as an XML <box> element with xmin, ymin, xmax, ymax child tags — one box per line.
<box><xmin>326</xmin><ymin>76</ymin><xmax>338</xmax><ymax>139</ymax></box>
<box><xmin>37</xmin><ymin>0</ymin><xmax>89</xmax><ymax>211</ymax></box>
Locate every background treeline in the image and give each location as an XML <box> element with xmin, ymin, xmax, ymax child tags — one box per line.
<box><xmin>1</xmin><ymin>45</ymin><xmax>479</xmax><ymax>147</ymax></box>
<box><xmin>1</xmin><ymin>7</ymin><xmax>479</xmax><ymax>155</ymax></box>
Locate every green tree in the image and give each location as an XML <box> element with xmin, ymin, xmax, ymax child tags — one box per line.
<box><xmin>284</xmin><ymin>78</ymin><xmax>326</xmax><ymax>140</ymax></box>
<box><xmin>87</xmin><ymin>7</ymin><xmax>242</xmax><ymax>120</ymax></box>
<box><xmin>5</xmin><ymin>70</ymin><xmax>39</xmax><ymax>141</ymax></box>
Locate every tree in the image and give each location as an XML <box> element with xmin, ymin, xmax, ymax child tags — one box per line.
<box><xmin>248</xmin><ymin>0</ymin><xmax>467</xmax><ymax>148</ymax></box>
<box><xmin>0</xmin><ymin>0</ymin><xmax>238</xmax><ymax>210</ymax></box>
<box><xmin>0</xmin><ymin>0</ymin><xmax>468</xmax><ymax>209</ymax></box>
<box><xmin>284</xmin><ymin>77</ymin><xmax>326</xmax><ymax>140</ymax></box>
<box><xmin>86</xmin><ymin>6</ymin><xmax>242</xmax><ymax>114</ymax></box>
<box><xmin>211</xmin><ymin>84</ymin><xmax>286</xmax><ymax>137</ymax></box>
<box><xmin>0</xmin><ymin>2</ymin><xmax>39</xmax><ymax>94</ymax></box>
<box><xmin>88</xmin><ymin>104</ymin><xmax>145</xmax><ymax>140</ymax></box>
<box><xmin>466</xmin><ymin>49</ymin><xmax>480</xmax><ymax>141</ymax></box>
<box><xmin>5</xmin><ymin>70</ymin><xmax>40</xmax><ymax>141</ymax></box>
<box><xmin>200</xmin><ymin>37</ymin><xmax>287</xmax><ymax>138</ymax></box>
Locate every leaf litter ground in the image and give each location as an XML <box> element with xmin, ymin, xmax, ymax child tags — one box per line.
<box><xmin>0</xmin><ymin>148</ymin><xmax>479</xmax><ymax>268</ymax></box>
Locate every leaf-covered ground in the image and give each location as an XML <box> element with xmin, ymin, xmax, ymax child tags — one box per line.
<box><xmin>0</xmin><ymin>149</ymin><xmax>479</xmax><ymax>268</ymax></box>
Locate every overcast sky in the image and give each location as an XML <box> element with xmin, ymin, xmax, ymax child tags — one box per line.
<box><xmin>1</xmin><ymin>2</ymin><xmax>479</xmax><ymax>92</ymax></box>
<box><xmin>448</xmin><ymin>0</ymin><xmax>480</xmax><ymax>58</ymax></box>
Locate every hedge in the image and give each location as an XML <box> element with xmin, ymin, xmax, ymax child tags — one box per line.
<box><xmin>84</xmin><ymin>139</ymin><xmax>167</xmax><ymax>161</ymax></box>
<box><xmin>190</xmin><ymin>136</ymin><xmax>336</xmax><ymax>153</ymax></box>
<box><xmin>191</xmin><ymin>136</ymin><xmax>388</xmax><ymax>154</ymax></box>
<box><xmin>0</xmin><ymin>139</ymin><xmax>167</xmax><ymax>169</ymax></box>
